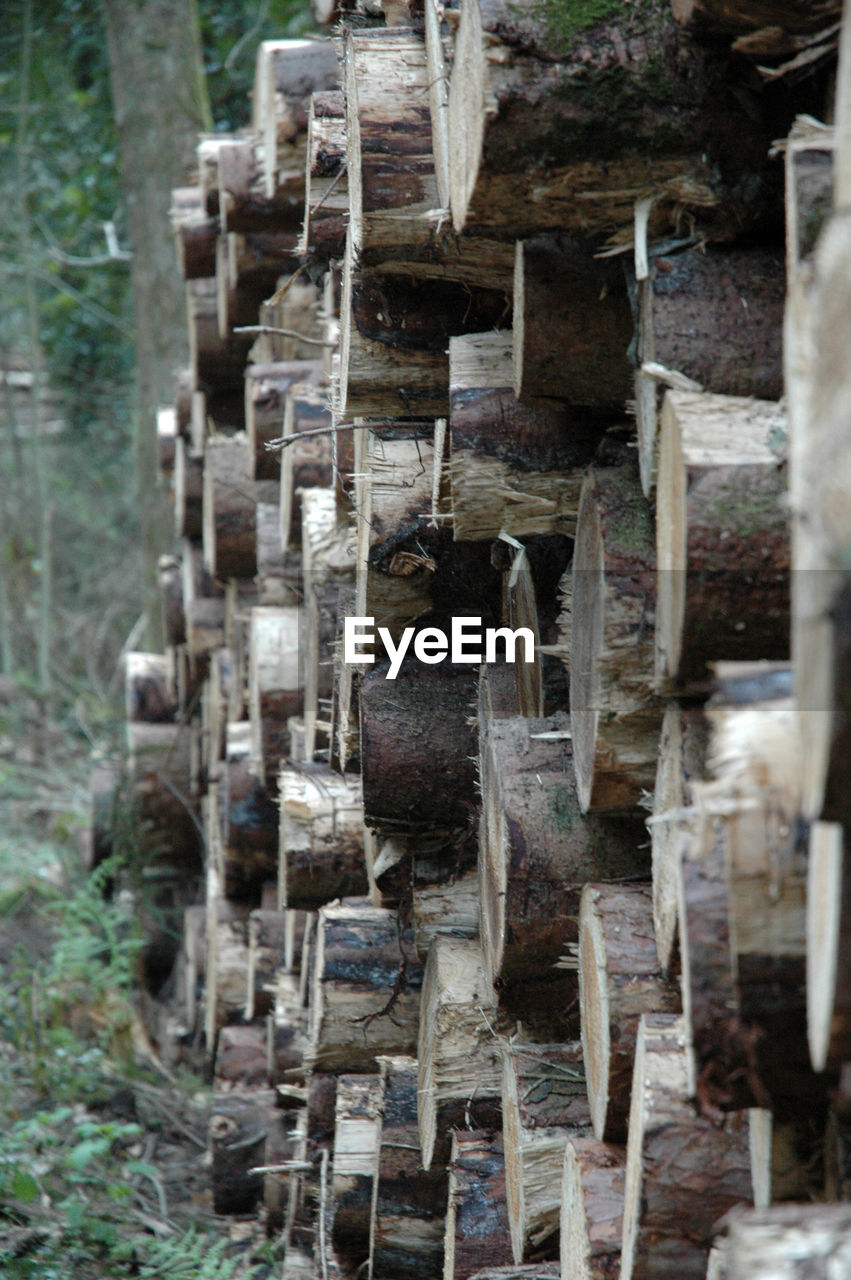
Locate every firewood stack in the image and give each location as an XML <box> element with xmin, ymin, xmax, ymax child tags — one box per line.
<box><xmin>92</xmin><ymin>0</ymin><xmax>851</xmax><ymax>1274</ymax></box>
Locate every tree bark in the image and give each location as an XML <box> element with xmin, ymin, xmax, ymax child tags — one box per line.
<box><xmin>578</xmin><ymin>884</ymin><xmax>680</xmax><ymax>1143</ymax></box>
<box><xmin>561</xmin><ymin>1137</ymin><xmax>625</xmax><ymax>1280</ymax></box>
<box><xmin>569</xmin><ymin>454</ymin><xmax>661</xmax><ymax>812</ymax></box>
<box><xmin>655</xmin><ymin>390</ymin><xmax>790</xmax><ymax>688</ymax></box>
<box><xmin>501</xmin><ymin>1041</ymin><xmax>591</xmax><ymax>1263</ymax></box>
<box><xmin>445</xmin><ymin>1131</ymin><xmax>514</xmax><ymax>1279</ymax></box>
<box><xmin>478</xmin><ymin>714</ymin><xmax>647</xmax><ymax>1000</ymax></box>
<box><xmin>417</xmin><ymin>936</ymin><xmax>504</xmax><ymax>1171</ymax></box>
<box><xmin>279</xmin><ymin>763</ymin><xmax>368</xmax><ymax>910</ymax></box>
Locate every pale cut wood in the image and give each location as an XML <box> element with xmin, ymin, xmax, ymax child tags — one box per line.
<box><xmin>569</xmin><ymin>455</ymin><xmax>661</xmax><ymax>812</ymax></box>
<box><xmin>309</xmin><ymin>900</ymin><xmax>422</xmax><ymax>1073</ymax></box>
<box><xmin>445</xmin><ymin>1131</ymin><xmax>514</xmax><ymax>1280</ymax></box>
<box><xmin>501</xmin><ymin>1041</ymin><xmax>591</xmax><ymax>1264</ymax></box>
<box><xmin>806</xmin><ymin>820</ymin><xmax>851</xmax><ymax>1071</ymax></box>
<box><xmin>478</xmin><ymin>714</ymin><xmax>646</xmax><ymax>999</ymax></box>
<box><xmin>331</xmin><ymin>1074</ymin><xmax>381</xmax><ymax>1268</ymax></box>
<box><xmin>278</xmin><ymin>763</ymin><xmax>367</xmax><ymax>910</ymax></box>
<box><xmin>620</xmin><ymin>1014</ymin><xmax>754</xmax><ymax>1280</ymax></box>
<box><xmin>649</xmin><ymin>702</ymin><xmax>709</xmax><ymax>973</ymax></box>
<box><xmin>561</xmin><ymin>1137</ymin><xmax>625</xmax><ymax>1280</ymax></box>
<box><xmin>712</xmin><ymin>1203</ymin><xmax>851</xmax><ymax>1280</ymax></box>
<box><xmin>655</xmin><ymin>391</ymin><xmax>789</xmax><ymax>688</ymax></box>
<box><xmin>578</xmin><ymin>884</ymin><xmax>680</xmax><ymax>1144</ymax></box>
<box><xmin>413</xmin><ymin>868</ymin><xmax>479</xmax><ymax>960</ymax></box>
<box><xmin>417</xmin><ymin>936</ymin><xmax>504</xmax><ymax>1171</ymax></box>
<box><xmin>254</xmin><ymin>278</ymin><xmax>326</xmax><ymax>364</ymax></box>
<box><xmin>784</xmin><ymin>116</ymin><xmax>834</xmax><ymax>278</ymax></box>
<box><xmin>369</xmin><ymin>1055</ymin><xmax>446</xmax><ymax>1280</ymax></box>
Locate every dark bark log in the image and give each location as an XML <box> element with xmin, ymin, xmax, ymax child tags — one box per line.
<box><xmin>217</xmin><ymin>756</ymin><xmax>279</xmax><ymax>898</ymax></box>
<box><xmin>202</xmin><ymin>434</ymin><xmax>279</xmax><ymax>581</ymax></box>
<box><xmin>479</xmin><ymin>714</ymin><xmax>646</xmax><ymax>997</ymax></box>
<box><xmin>210</xmin><ymin>1088</ymin><xmax>275</xmax><ymax>1214</ymax></box>
<box><xmin>445</xmin><ymin>1131</ymin><xmax>514</xmax><ymax>1280</ymax></box>
<box><xmin>187</xmin><ymin>277</ymin><xmax>253</xmax><ymax>393</ymax></box>
<box><xmin>173</xmin><ymin>437</ymin><xmax>203</xmax><ymax>541</ymax></box>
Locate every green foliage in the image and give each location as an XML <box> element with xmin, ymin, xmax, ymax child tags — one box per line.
<box><xmin>529</xmin><ymin>0</ymin><xmax>623</xmax><ymax>47</ymax></box>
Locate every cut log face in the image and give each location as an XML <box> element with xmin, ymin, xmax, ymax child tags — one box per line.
<box><xmin>203</xmin><ymin>434</ymin><xmax>279</xmax><ymax>580</ymax></box>
<box><xmin>634</xmin><ymin>248</ymin><xmax>785</xmax><ymax>495</ymax></box>
<box><xmin>278</xmin><ymin>763</ymin><xmax>368</xmax><ymax>910</ymax></box>
<box><xmin>513</xmin><ymin>237</ymin><xmax>633</xmax><ymax>408</ymax></box>
<box><xmin>302</xmin><ymin>90</ymin><xmax>348</xmax><ymax>260</ymax></box>
<box><xmin>369</xmin><ymin>1055</ymin><xmax>446</xmax><ymax>1280</ymax></box>
<box><xmin>445</xmin><ymin>1130</ymin><xmax>514</xmax><ymax>1279</ymax></box>
<box><xmin>501</xmin><ymin>1041</ymin><xmax>591</xmax><ymax>1264</ymax></box>
<box><xmin>711</xmin><ymin>1202</ymin><xmax>851</xmax><ymax>1280</ymax></box>
<box><xmin>331</xmin><ymin>1074</ymin><xmax>381</xmax><ymax>1267</ymax></box>
<box><xmin>252</xmin><ymin>38</ymin><xmax>339</xmax><ymax>199</ymax></box>
<box><xmin>569</xmin><ymin>456</ymin><xmax>661</xmax><ymax>812</ymax></box>
<box><xmin>478</xmin><ymin>713</ymin><xmax>647</xmax><ymax>998</ymax></box>
<box><xmin>655</xmin><ymin>390</ymin><xmax>790</xmax><ymax>688</ymax></box>
<box><xmin>578</xmin><ymin>884</ymin><xmax>680</xmax><ymax>1144</ymax></box>
<box><xmin>413</xmin><ymin>867</ymin><xmax>479</xmax><ymax>960</ymax></box>
<box><xmin>309</xmin><ymin>900</ymin><xmax>423</xmax><ymax>1073</ymax></box>
<box><xmin>249</xmin><ymin>605</ymin><xmax>304</xmax><ymax>790</ymax></box>
<box><xmin>561</xmin><ymin>1137</ymin><xmax>625</xmax><ymax>1280</ymax></box>
<box><xmin>279</xmin><ymin>380</ymin><xmax>333</xmax><ymax>548</ymax></box>
<box><xmin>417</xmin><ymin>935</ymin><xmax>504</xmax><ymax>1172</ymax></box>
<box><xmin>620</xmin><ymin>1014</ymin><xmax>754</xmax><ymax>1280</ymax></box>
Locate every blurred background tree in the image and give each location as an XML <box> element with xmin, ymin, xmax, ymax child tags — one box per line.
<box><xmin>0</xmin><ymin>0</ymin><xmax>311</xmax><ymax>759</ymax></box>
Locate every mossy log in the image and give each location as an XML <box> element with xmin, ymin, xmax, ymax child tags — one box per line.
<box><xmin>578</xmin><ymin>883</ymin><xmax>680</xmax><ymax>1143</ymax></box>
<box><xmin>501</xmin><ymin>1041</ymin><xmax>591</xmax><ymax>1264</ymax></box>
<box><xmin>561</xmin><ymin>1137</ymin><xmax>625</xmax><ymax>1280</ymax></box>
<box><xmin>569</xmin><ymin>454</ymin><xmax>662</xmax><ymax>812</ymax></box>
<box><xmin>478</xmin><ymin>714</ymin><xmax>647</xmax><ymax>1002</ymax></box>
<box><xmin>655</xmin><ymin>390</ymin><xmax>790</xmax><ymax>689</ymax></box>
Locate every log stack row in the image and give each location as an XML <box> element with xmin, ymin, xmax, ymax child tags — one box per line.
<box><xmin>96</xmin><ymin>1</ymin><xmax>851</xmax><ymax>1276</ymax></box>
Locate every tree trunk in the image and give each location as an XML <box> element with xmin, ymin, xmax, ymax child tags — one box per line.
<box><xmin>513</xmin><ymin>237</ymin><xmax>633</xmax><ymax>407</ymax></box>
<box><xmin>370</xmin><ymin>1055</ymin><xmax>446</xmax><ymax>1280</ymax></box>
<box><xmin>445</xmin><ymin>1131</ymin><xmax>514</xmax><ymax>1279</ymax></box>
<box><xmin>650</xmin><ymin>702</ymin><xmax>709</xmax><ymax>974</ymax></box>
<box><xmin>569</xmin><ymin>454</ymin><xmax>661</xmax><ymax>812</ymax></box>
<box><xmin>655</xmin><ymin>390</ymin><xmax>790</xmax><ymax>688</ymax></box>
<box><xmin>279</xmin><ymin>763</ymin><xmax>368</xmax><ymax>909</ymax></box>
<box><xmin>417</xmin><ymin>936</ymin><xmax>504</xmax><ymax>1171</ymax></box>
<box><xmin>620</xmin><ymin>1014</ymin><xmax>754</xmax><ymax>1280</ymax></box>
<box><xmin>448</xmin><ymin>332</ymin><xmax>602</xmax><ymax>542</ymax></box>
<box><xmin>331</xmin><ymin>1074</ymin><xmax>382</xmax><ymax>1269</ymax></box>
<box><xmin>308</xmin><ymin>900</ymin><xmax>423</xmax><ymax>1073</ymax></box>
<box><xmin>578</xmin><ymin>884</ymin><xmax>680</xmax><ymax>1143</ymax></box>
<box><xmin>479</xmin><ymin>713</ymin><xmax>647</xmax><ymax>999</ymax></box>
<box><xmin>561</xmin><ymin>1137</ymin><xmax>625</xmax><ymax>1280</ymax></box>
<box><xmin>634</xmin><ymin>247</ymin><xmax>784</xmax><ymax>495</ymax></box>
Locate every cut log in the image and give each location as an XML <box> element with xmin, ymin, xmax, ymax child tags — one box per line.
<box><xmin>370</xmin><ymin>1054</ymin><xmax>446</xmax><ymax>1280</ymax></box>
<box><xmin>124</xmin><ymin>652</ymin><xmax>175</xmax><ymax>723</ymax></box>
<box><xmin>620</xmin><ymin>1014</ymin><xmax>754</xmax><ymax>1280</ymax></box>
<box><xmin>308</xmin><ymin>899</ymin><xmax>423</xmax><ymax>1073</ymax></box>
<box><xmin>807</xmin><ymin>820</ymin><xmax>851</xmax><ymax>1071</ymax></box>
<box><xmin>649</xmin><ymin>701</ymin><xmax>709</xmax><ymax>974</ymax></box>
<box><xmin>711</xmin><ymin>1203</ymin><xmax>851</xmax><ymax>1280</ymax></box>
<box><xmin>127</xmin><ymin>721</ymin><xmax>201</xmax><ymax>865</ymax></box>
<box><xmin>331</xmin><ymin>1074</ymin><xmax>382</xmax><ymax>1268</ymax></box>
<box><xmin>501</xmin><ymin>1041</ymin><xmax>591</xmax><ymax>1263</ymax></box>
<box><xmin>278</xmin><ymin>763</ymin><xmax>368</xmax><ymax>910</ymax></box>
<box><xmin>445</xmin><ymin>1131</ymin><xmax>514</xmax><ymax>1279</ymax></box>
<box><xmin>301</xmin><ymin>89</ymin><xmax>348</xmax><ymax>260</ymax></box>
<box><xmin>448</xmin><ymin>332</ymin><xmax>603</xmax><ymax>543</ymax></box>
<box><xmin>210</xmin><ymin>1087</ymin><xmax>275</xmax><ymax>1214</ymax></box>
<box><xmin>569</xmin><ymin>453</ymin><xmax>661</xmax><ymax>812</ymax></box>
<box><xmin>252</xmin><ymin>38</ymin><xmax>339</xmax><ymax>199</ymax></box>
<box><xmin>248</xmin><ymin>605</ymin><xmax>304</xmax><ymax>790</ymax></box>
<box><xmin>672</xmin><ymin>2</ymin><xmax>840</xmax><ymax>35</ymax></box>
<box><xmin>561</xmin><ymin>1137</ymin><xmax>625</xmax><ymax>1280</ymax></box>
<box><xmin>246</xmin><ymin>908</ymin><xmax>287</xmax><ymax>1021</ymax></box>
<box><xmin>655</xmin><ymin>390</ymin><xmax>789</xmax><ymax>688</ymax></box>
<box><xmin>158</xmin><ymin>553</ymin><xmax>186</xmax><ymax>647</ymax></box>
<box><xmin>634</xmin><ymin>247</ymin><xmax>784</xmax><ymax>495</ymax></box>
<box><xmin>253</xmin><ymin>276</ymin><xmax>326</xmax><ymax>363</ymax></box>
<box><xmin>173</xmin><ymin>436</ymin><xmax>203</xmax><ymax>541</ymax></box>
<box><xmin>417</xmin><ymin>936</ymin><xmax>504</xmax><ymax>1171</ymax></box>
<box><xmin>479</xmin><ymin>713</ymin><xmax>647</xmax><ymax>1002</ymax></box>
<box><xmin>446</xmin><ymin>0</ymin><xmax>772</xmax><ymax>238</ymax></box>
<box><xmin>578</xmin><ymin>884</ymin><xmax>680</xmax><ymax>1143</ymax></box>
<box><xmin>784</xmin><ymin>116</ymin><xmax>834</xmax><ymax>277</ymax></box>
<box><xmin>157</xmin><ymin>405</ymin><xmax>178</xmax><ymax>477</ymax></box>
<box><xmin>257</xmin><ymin>503</ymin><xmax>301</xmax><ymax>607</ymax></box>
<box><xmin>171</xmin><ymin>184</ymin><xmax>218</xmax><ymax>279</ymax></box>
<box><xmin>244</xmin><ymin>359</ymin><xmax>323</xmax><ymax>480</ymax></box>
<box><xmin>513</xmin><ymin>237</ymin><xmax>633</xmax><ymax>408</ymax></box>
<box><xmin>279</xmin><ymin>379</ymin><xmax>333</xmax><ymax>548</ymax></box>
<box><xmin>216</xmin><ymin>230</ymin><xmax>300</xmax><ymax>340</ymax></box>
<box><xmin>214</xmin><ymin>1023</ymin><xmax>269</xmax><ymax>1088</ymax></box>
<box><xmin>216</xmin><ymin>135</ymin><xmax>305</xmax><ymax>234</ymax></box>
<box><xmin>360</xmin><ymin>655</ymin><xmax>479</xmax><ymax>846</ymax></box>
<box><xmin>203</xmin><ymin>883</ymin><xmax>251</xmax><ymax>1041</ymax></box>
<box><xmin>202</xmin><ymin>433</ymin><xmax>279</xmax><ymax>580</ymax></box>
<box><xmin>187</xmin><ymin>277</ymin><xmax>253</xmax><ymax>393</ymax></box>
<box><xmin>413</xmin><ymin>867</ymin><xmax>479</xmax><ymax>961</ymax></box>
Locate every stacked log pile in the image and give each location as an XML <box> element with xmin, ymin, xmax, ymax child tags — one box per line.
<box><xmin>95</xmin><ymin>1</ymin><xmax>851</xmax><ymax>1275</ymax></box>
